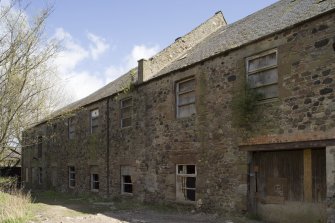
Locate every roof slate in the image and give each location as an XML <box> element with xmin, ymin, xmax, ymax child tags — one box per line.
<box><xmin>155</xmin><ymin>0</ymin><xmax>335</xmax><ymax>77</ymax></box>
<box><xmin>44</xmin><ymin>0</ymin><xmax>335</xmax><ymax>123</ymax></box>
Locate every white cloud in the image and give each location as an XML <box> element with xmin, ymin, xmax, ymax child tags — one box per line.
<box><xmin>52</xmin><ymin>28</ymin><xmax>105</xmax><ymax>102</ymax></box>
<box><xmin>52</xmin><ymin>27</ymin><xmax>159</xmax><ymax>104</ymax></box>
<box><xmin>64</xmin><ymin>71</ymin><xmax>104</xmax><ymax>100</ymax></box>
<box><xmin>105</xmin><ymin>44</ymin><xmax>159</xmax><ymax>83</ymax></box>
<box><xmin>87</xmin><ymin>32</ymin><xmax>110</xmax><ymax>60</ymax></box>
<box><xmin>53</xmin><ymin>28</ymin><xmax>89</xmax><ymax>74</ymax></box>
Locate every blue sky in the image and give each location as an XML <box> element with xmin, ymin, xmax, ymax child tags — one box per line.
<box><xmin>27</xmin><ymin>0</ymin><xmax>278</xmax><ymax>103</ymax></box>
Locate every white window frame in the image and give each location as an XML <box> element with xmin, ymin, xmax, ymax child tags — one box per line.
<box><xmin>121</xmin><ymin>175</ymin><xmax>133</xmax><ymax>195</ymax></box>
<box><xmin>246</xmin><ymin>49</ymin><xmax>278</xmax><ymax>100</ymax></box>
<box><xmin>90</xmin><ymin>109</ymin><xmax>99</xmax><ymax>134</ymax></box>
<box><xmin>176</xmin><ymin>78</ymin><xmax>196</xmax><ymax>118</ymax></box>
<box><xmin>120</xmin><ymin>97</ymin><xmax>133</xmax><ymax>128</ymax></box>
<box><xmin>68</xmin><ymin>166</ymin><xmax>76</xmax><ymax>188</ymax></box>
<box><xmin>176</xmin><ymin>164</ymin><xmax>197</xmax><ymax>202</ymax></box>
<box><xmin>91</xmin><ymin>173</ymin><xmax>99</xmax><ymax>192</ymax></box>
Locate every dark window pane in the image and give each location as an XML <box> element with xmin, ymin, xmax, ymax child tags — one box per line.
<box><xmin>178</xmin><ymin>165</ymin><xmax>183</xmax><ymax>174</ymax></box>
<box><xmin>93</xmin><ymin>174</ymin><xmax>99</xmax><ymax>181</ymax></box>
<box><xmin>37</xmin><ymin>136</ymin><xmax>42</xmax><ymax>158</ymax></box>
<box><xmin>121</xmin><ymin>107</ymin><xmax>131</xmax><ymax>118</ymax></box>
<box><xmin>121</xmin><ymin>98</ymin><xmax>132</xmax><ymax>108</ymax></box>
<box><xmin>93</xmin><ymin>182</ymin><xmax>99</xmax><ymax>189</ymax></box>
<box><xmin>123</xmin><ymin>175</ymin><xmax>132</xmax><ymax>183</ymax></box>
<box><xmin>186</xmin><ymin>177</ymin><xmax>196</xmax><ymax>188</ymax></box>
<box><xmin>186</xmin><ymin>165</ymin><xmax>195</xmax><ymax>174</ymax></box>
<box><xmin>186</xmin><ymin>189</ymin><xmax>196</xmax><ymax>201</ymax></box>
<box><xmin>124</xmin><ymin>184</ymin><xmax>133</xmax><ymax>193</ymax></box>
<box><xmin>121</xmin><ymin>117</ymin><xmax>132</xmax><ymax>128</ymax></box>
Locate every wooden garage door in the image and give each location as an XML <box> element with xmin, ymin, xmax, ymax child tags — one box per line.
<box><xmin>253</xmin><ymin>148</ymin><xmax>326</xmax><ymax>203</ymax></box>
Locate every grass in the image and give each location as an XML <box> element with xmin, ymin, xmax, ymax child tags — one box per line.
<box><xmin>0</xmin><ymin>189</ymin><xmax>32</xmax><ymax>223</ymax></box>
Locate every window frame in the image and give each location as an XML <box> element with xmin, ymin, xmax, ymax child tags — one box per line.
<box><xmin>246</xmin><ymin>49</ymin><xmax>278</xmax><ymax>100</ymax></box>
<box><xmin>38</xmin><ymin>167</ymin><xmax>42</xmax><ymax>185</ymax></box>
<box><xmin>121</xmin><ymin>175</ymin><xmax>133</xmax><ymax>195</ymax></box>
<box><xmin>176</xmin><ymin>77</ymin><xmax>196</xmax><ymax>118</ymax></box>
<box><xmin>176</xmin><ymin>164</ymin><xmax>197</xmax><ymax>202</ymax></box>
<box><xmin>25</xmin><ymin>168</ymin><xmax>29</xmax><ymax>182</ymax></box>
<box><xmin>90</xmin><ymin>109</ymin><xmax>99</xmax><ymax>134</ymax></box>
<box><xmin>91</xmin><ymin>173</ymin><xmax>99</xmax><ymax>192</ymax></box>
<box><xmin>120</xmin><ymin>97</ymin><xmax>133</xmax><ymax>128</ymax></box>
<box><xmin>68</xmin><ymin>116</ymin><xmax>75</xmax><ymax>140</ymax></box>
<box><xmin>37</xmin><ymin>136</ymin><xmax>42</xmax><ymax>158</ymax></box>
<box><xmin>68</xmin><ymin>166</ymin><xmax>76</xmax><ymax>188</ymax></box>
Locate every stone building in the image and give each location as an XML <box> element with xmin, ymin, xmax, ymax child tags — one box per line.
<box><xmin>22</xmin><ymin>0</ymin><xmax>335</xmax><ymax>222</ymax></box>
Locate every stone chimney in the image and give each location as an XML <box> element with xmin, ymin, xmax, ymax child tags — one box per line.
<box><xmin>138</xmin><ymin>11</ymin><xmax>227</xmax><ymax>83</ymax></box>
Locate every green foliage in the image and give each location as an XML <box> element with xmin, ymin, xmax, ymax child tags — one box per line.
<box><xmin>232</xmin><ymin>85</ymin><xmax>264</xmax><ymax>131</ymax></box>
<box><xmin>0</xmin><ymin>177</ymin><xmax>17</xmax><ymax>192</ymax></box>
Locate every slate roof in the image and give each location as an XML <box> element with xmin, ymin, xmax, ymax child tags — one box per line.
<box><xmin>43</xmin><ymin>0</ymin><xmax>335</xmax><ymax>123</ymax></box>
<box><xmin>155</xmin><ymin>0</ymin><xmax>335</xmax><ymax>77</ymax></box>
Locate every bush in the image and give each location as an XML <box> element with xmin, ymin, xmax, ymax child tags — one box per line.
<box><xmin>0</xmin><ymin>177</ymin><xmax>17</xmax><ymax>192</ymax></box>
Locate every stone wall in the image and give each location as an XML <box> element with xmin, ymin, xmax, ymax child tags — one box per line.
<box><xmin>21</xmin><ymin>10</ymin><xmax>335</xmax><ymax>219</ymax></box>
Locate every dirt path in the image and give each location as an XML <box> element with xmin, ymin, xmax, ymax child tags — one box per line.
<box><xmin>29</xmin><ymin>202</ymin><xmax>254</xmax><ymax>223</ymax></box>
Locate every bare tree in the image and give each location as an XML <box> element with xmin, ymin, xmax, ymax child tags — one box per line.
<box><xmin>0</xmin><ymin>0</ymin><xmax>62</xmax><ymax>166</ymax></box>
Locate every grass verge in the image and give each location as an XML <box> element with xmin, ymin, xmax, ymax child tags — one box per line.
<box><xmin>0</xmin><ymin>189</ymin><xmax>32</xmax><ymax>223</ymax></box>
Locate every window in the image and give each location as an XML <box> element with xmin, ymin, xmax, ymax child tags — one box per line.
<box><xmin>51</xmin><ymin>124</ymin><xmax>57</xmax><ymax>143</ymax></box>
<box><xmin>25</xmin><ymin>168</ymin><xmax>29</xmax><ymax>182</ymax></box>
<box><xmin>68</xmin><ymin>117</ymin><xmax>75</xmax><ymax>139</ymax></box>
<box><xmin>176</xmin><ymin>78</ymin><xmax>196</xmax><ymax>118</ymax></box>
<box><xmin>176</xmin><ymin>164</ymin><xmax>196</xmax><ymax>202</ymax></box>
<box><xmin>120</xmin><ymin>98</ymin><xmax>132</xmax><ymax>128</ymax></box>
<box><xmin>246</xmin><ymin>49</ymin><xmax>278</xmax><ymax>100</ymax></box>
<box><xmin>37</xmin><ymin>136</ymin><xmax>42</xmax><ymax>158</ymax></box>
<box><xmin>91</xmin><ymin>173</ymin><xmax>99</xmax><ymax>191</ymax></box>
<box><xmin>90</xmin><ymin>109</ymin><xmax>99</xmax><ymax>134</ymax></box>
<box><xmin>38</xmin><ymin>167</ymin><xmax>42</xmax><ymax>184</ymax></box>
<box><xmin>68</xmin><ymin>166</ymin><xmax>76</xmax><ymax>188</ymax></box>
<box><xmin>121</xmin><ymin>175</ymin><xmax>133</xmax><ymax>194</ymax></box>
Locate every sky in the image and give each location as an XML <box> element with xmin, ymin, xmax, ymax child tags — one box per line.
<box><xmin>25</xmin><ymin>0</ymin><xmax>278</xmax><ymax>104</ymax></box>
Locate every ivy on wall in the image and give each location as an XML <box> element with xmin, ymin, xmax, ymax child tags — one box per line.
<box><xmin>232</xmin><ymin>84</ymin><xmax>264</xmax><ymax>132</ymax></box>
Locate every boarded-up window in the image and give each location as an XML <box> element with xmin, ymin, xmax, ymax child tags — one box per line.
<box><xmin>37</xmin><ymin>136</ymin><xmax>42</xmax><ymax>158</ymax></box>
<box><xmin>120</xmin><ymin>98</ymin><xmax>132</xmax><ymax>128</ymax></box>
<box><xmin>253</xmin><ymin>148</ymin><xmax>326</xmax><ymax>203</ymax></box>
<box><xmin>90</xmin><ymin>109</ymin><xmax>99</xmax><ymax>134</ymax></box>
<box><xmin>68</xmin><ymin>166</ymin><xmax>76</xmax><ymax>188</ymax></box>
<box><xmin>246</xmin><ymin>49</ymin><xmax>278</xmax><ymax>100</ymax></box>
<box><xmin>176</xmin><ymin>78</ymin><xmax>196</xmax><ymax>118</ymax></box>
<box><xmin>176</xmin><ymin>164</ymin><xmax>196</xmax><ymax>202</ymax></box>
<box><xmin>68</xmin><ymin>117</ymin><xmax>75</xmax><ymax>139</ymax></box>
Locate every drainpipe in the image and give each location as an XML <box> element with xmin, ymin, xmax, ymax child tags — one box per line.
<box><xmin>106</xmin><ymin>98</ymin><xmax>110</xmax><ymax>197</ymax></box>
